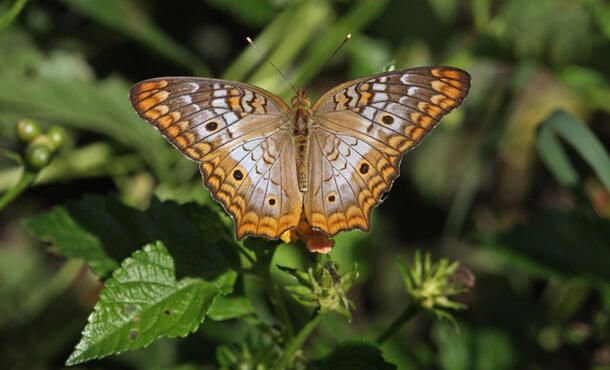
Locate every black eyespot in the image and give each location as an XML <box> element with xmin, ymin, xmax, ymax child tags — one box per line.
<box><xmin>233</xmin><ymin>169</ymin><xmax>243</xmax><ymax>181</ymax></box>
<box><xmin>382</xmin><ymin>115</ymin><xmax>394</xmax><ymax>125</ymax></box>
<box><xmin>205</xmin><ymin>121</ymin><xmax>219</xmax><ymax>131</ymax></box>
<box><xmin>328</xmin><ymin>195</ymin><xmax>336</xmax><ymax>202</ymax></box>
<box><xmin>268</xmin><ymin>198</ymin><xmax>276</xmax><ymax>206</ymax></box>
<box><xmin>359</xmin><ymin>163</ymin><xmax>369</xmax><ymax>174</ymax></box>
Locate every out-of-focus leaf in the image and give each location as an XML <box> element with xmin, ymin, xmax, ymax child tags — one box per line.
<box><xmin>65</xmin><ymin>241</ymin><xmax>237</xmax><ymax>365</ymax></box>
<box><xmin>559</xmin><ymin>66</ymin><xmax>610</xmax><ymax>112</ymax></box>
<box><xmin>487</xmin><ymin>210</ymin><xmax>610</xmax><ymax>283</ymax></box>
<box><xmin>0</xmin><ymin>0</ymin><xmax>28</xmax><ymax>31</ymax></box>
<box><xmin>535</xmin><ymin>110</ymin><xmax>610</xmax><ymax>191</ymax></box>
<box><xmin>208</xmin><ymin>296</ymin><xmax>255</xmax><ymax>321</ymax></box>
<box><xmin>58</xmin><ymin>0</ymin><xmax>209</xmax><ymax>75</ymax></box>
<box><xmin>347</xmin><ymin>35</ymin><xmax>392</xmax><ymax>77</ymax></box>
<box><xmin>500</xmin><ymin>0</ymin><xmax>593</xmax><ymax>64</ymax></box>
<box><xmin>216</xmin><ymin>327</ymin><xmax>282</xmax><ymax>369</ymax></box>
<box><xmin>0</xmin><ymin>34</ymin><xmax>179</xmax><ymax>181</ymax></box>
<box><xmin>206</xmin><ymin>0</ymin><xmax>279</xmax><ymax>27</ymax></box>
<box><xmin>113</xmin><ymin>338</ymin><xmax>178</xmax><ymax>370</ymax></box>
<box><xmin>293</xmin><ymin>0</ymin><xmax>391</xmax><ymax>90</ymax></box>
<box><xmin>224</xmin><ymin>0</ymin><xmax>391</xmax><ymax>100</ymax></box>
<box><xmin>221</xmin><ymin>1</ymin><xmax>297</xmax><ymax>82</ymax></box>
<box><xmin>307</xmin><ymin>339</ymin><xmax>396</xmax><ymax>370</ymax></box>
<box><xmin>589</xmin><ymin>0</ymin><xmax>610</xmax><ymax>40</ymax></box>
<box><xmin>24</xmin><ymin>195</ymin><xmax>239</xmax><ymax>278</ymax></box>
<box><xmin>0</xmin><ymin>245</ymin><xmax>50</xmax><ymax>326</ymax></box>
<box><xmin>433</xmin><ymin>322</ymin><xmax>515</xmax><ymax>370</ymax></box>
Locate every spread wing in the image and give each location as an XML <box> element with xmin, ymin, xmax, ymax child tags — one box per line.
<box><xmin>305</xmin><ymin>67</ymin><xmax>470</xmax><ymax>236</ymax></box>
<box><xmin>130</xmin><ymin>77</ymin><xmax>303</xmax><ymax>240</ymax></box>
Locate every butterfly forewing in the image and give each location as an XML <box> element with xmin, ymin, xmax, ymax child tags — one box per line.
<box><xmin>305</xmin><ymin>66</ymin><xmax>470</xmax><ymax>236</ymax></box>
<box><xmin>130</xmin><ymin>78</ymin><xmax>303</xmax><ymax>240</ymax></box>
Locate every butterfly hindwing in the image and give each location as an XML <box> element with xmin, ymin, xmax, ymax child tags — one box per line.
<box><xmin>304</xmin><ymin>128</ymin><xmax>399</xmax><ymax>235</ymax></box>
<box><xmin>130</xmin><ymin>77</ymin><xmax>302</xmax><ymax>240</ymax></box>
<box><xmin>307</xmin><ymin>66</ymin><xmax>470</xmax><ymax>236</ymax></box>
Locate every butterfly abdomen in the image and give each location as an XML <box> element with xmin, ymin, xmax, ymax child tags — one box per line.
<box><xmin>290</xmin><ymin>90</ymin><xmax>314</xmax><ymax>193</ymax></box>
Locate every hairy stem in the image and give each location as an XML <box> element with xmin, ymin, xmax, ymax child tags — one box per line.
<box><xmin>261</xmin><ymin>265</ymin><xmax>294</xmax><ymax>343</ymax></box>
<box><xmin>275</xmin><ymin>312</ymin><xmax>323</xmax><ymax>369</ymax></box>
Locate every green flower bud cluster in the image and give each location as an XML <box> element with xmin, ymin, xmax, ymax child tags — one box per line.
<box><xmin>279</xmin><ymin>260</ymin><xmax>358</xmax><ymax>321</ymax></box>
<box><xmin>398</xmin><ymin>251</ymin><xmax>474</xmax><ymax>328</ymax></box>
<box><xmin>15</xmin><ymin>118</ymin><xmax>66</xmax><ymax>169</ymax></box>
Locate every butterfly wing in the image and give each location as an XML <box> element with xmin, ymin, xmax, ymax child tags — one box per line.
<box><xmin>306</xmin><ymin>66</ymin><xmax>470</xmax><ymax>236</ymax></box>
<box><xmin>130</xmin><ymin>77</ymin><xmax>303</xmax><ymax>240</ymax></box>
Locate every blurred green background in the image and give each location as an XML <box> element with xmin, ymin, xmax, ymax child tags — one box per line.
<box><xmin>1</xmin><ymin>0</ymin><xmax>609</xmax><ymax>369</ymax></box>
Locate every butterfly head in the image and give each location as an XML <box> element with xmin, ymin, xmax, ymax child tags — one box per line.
<box><xmin>291</xmin><ymin>88</ymin><xmax>311</xmax><ymax>108</ymax></box>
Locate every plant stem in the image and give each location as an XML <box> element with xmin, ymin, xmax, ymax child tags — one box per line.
<box><xmin>0</xmin><ymin>0</ymin><xmax>29</xmax><ymax>31</ymax></box>
<box><xmin>262</xmin><ymin>265</ymin><xmax>294</xmax><ymax>343</ymax></box>
<box><xmin>0</xmin><ymin>169</ymin><xmax>37</xmax><ymax>213</ymax></box>
<box><xmin>274</xmin><ymin>312</ymin><xmax>323</xmax><ymax>369</ymax></box>
<box><xmin>376</xmin><ymin>303</ymin><xmax>419</xmax><ymax>345</ymax></box>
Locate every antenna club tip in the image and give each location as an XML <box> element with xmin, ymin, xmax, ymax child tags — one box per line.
<box><xmin>346</xmin><ymin>34</ymin><xmax>352</xmax><ymax>39</ymax></box>
<box><xmin>246</xmin><ymin>36</ymin><xmax>253</xmax><ymax>43</ymax></box>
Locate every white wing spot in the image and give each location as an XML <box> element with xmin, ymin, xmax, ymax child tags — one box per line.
<box><xmin>400</xmin><ymin>74</ymin><xmax>414</xmax><ymax>84</ymax></box>
<box><xmin>372</xmin><ymin>92</ymin><xmax>388</xmax><ymax>102</ymax></box>
<box><xmin>188</xmin><ymin>82</ymin><xmax>200</xmax><ymax>92</ymax></box>
<box><xmin>212</xmin><ymin>99</ymin><xmax>228</xmax><ymax>108</ymax></box>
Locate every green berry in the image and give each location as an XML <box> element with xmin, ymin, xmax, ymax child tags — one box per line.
<box><xmin>15</xmin><ymin>118</ymin><xmax>41</xmax><ymax>142</ymax></box>
<box><xmin>46</xmin><ymin>125</ymin><xmax>66</xmax><ymax>150</ymax></box>
<box><xmin>25</xmin><ymin>144</ymin><xmax>53</xmax><ymax>169</ymax></box>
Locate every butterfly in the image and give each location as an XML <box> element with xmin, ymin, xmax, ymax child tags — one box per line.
<box><xmin>130</xmin><ymin>66</ymin><xmax>470</xmax><ymax>240</ymax></box>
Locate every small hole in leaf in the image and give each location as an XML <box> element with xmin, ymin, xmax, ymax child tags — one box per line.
<box><xmin>129</xmin><ymin>329</ymin><xmax>139</xmax><ymax>340</ymax></box>
<box><xmin>133</xmin><ymin>316</ymin><xmax>140</xmax><ymax>322</ymax></box>
<box><xmin>164</xmin><ymin>309</ymin><xmax>171</xmax><ymax>315</ymax></box>
<box><xmin>124</xmin><ymin>305</ymin><xmax>137</xmax><ymax>314</ymax></box>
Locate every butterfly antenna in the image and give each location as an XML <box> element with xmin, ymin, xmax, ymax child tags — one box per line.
<box><xmin>319</xmin><ymin>33</ymin><xmax>351</xmax><ymax>73</ymax></box>
<box><xmin>246</xmin><ymin>36</ymin><xmax>298</xmax><ymax>95</ymax></box>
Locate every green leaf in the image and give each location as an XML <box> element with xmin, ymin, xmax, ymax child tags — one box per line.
<box><xmin>487</xmin><ymin>210</ymin><xmax>610</xmax><ymax>283</ymax></box>
<box><xmin>24</xmin><ymin>195</ymin><xmax>239</xmax><ymax>278</ymax></box>
<box><xmin>500</xmin><ymin>0</ymin><xmax>594</xmax><ymax>64</ymax></box>
<box><xmin>65</xmin><ymin>241</ymin><xmax>237</xmax><ymax>365</ymax></box>
<box><xmin>308</xmin><ymin>339</ymin><xmax>396</xmax><ymax>370</ymax></box>
<box><xmin>207</xmin><ymin>296</ymin><xmax>255</xmax><ymax>321</ymax></box>
<box><xmin>535</xmin><ymin>109</ymin><xmax>610</xmax><ymax>191</ymax></box>
<box><xmin>432</xmin><ymin>322</ymin><xmax>515</xmax><ymax>370</ymax></box>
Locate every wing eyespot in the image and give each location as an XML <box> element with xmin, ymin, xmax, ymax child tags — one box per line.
<box><xmin>233</xmin><ymin>169</ymin><xmax>244</xmax><ymax>181</ymax></box>
<box><xmin>381</xmin><ymin>114</ymin><xmax>394</xmax><ymax>125</ymax></box>
<box><xmin>205</xmin><ymin>121</ymin><xmax>219</xmax><ymax>131</ymax></box>
<box><xmin>267</xmin><ymin>196</ymin><xmax>277</xmax><ymax>206</ymax></box>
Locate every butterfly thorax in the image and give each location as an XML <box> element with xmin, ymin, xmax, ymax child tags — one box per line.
<box><xmin>290</xmin><ymin>88</ymin><xmax>313</xmax><ymax>192</ymax></box>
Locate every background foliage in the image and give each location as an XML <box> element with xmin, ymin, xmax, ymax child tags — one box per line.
<box><xmin>1</xmin><ymin>0</ymin><xmax>609</xmax><ymax>369</ymax></box>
